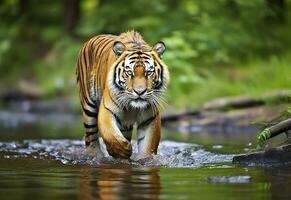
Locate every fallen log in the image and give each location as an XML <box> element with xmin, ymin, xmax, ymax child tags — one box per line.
<box><xmin>202</xmin><ymin>90</ymin><xmax>290</xmax><ymax>111</ymax></box>
<box><xmin>202</xmin><ymin>97</ymin><xmax>264</xmax><ymax>111</ymax></box>
<box><xmin>257</xmin><ymin>118</ymin><xmax>291</xmax><ymax>147</ymax></box>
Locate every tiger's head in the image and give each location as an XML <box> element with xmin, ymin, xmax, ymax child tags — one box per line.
<box><xmin>108</xmin><ymin>40</ymin><xmax>169</xmax><ymax>110</ymax></box>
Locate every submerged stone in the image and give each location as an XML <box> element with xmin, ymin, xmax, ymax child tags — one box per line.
<box><xmin>207</xmin><ymin>175</ymin><xmax>251</xmax><ymax>184</ymax></box>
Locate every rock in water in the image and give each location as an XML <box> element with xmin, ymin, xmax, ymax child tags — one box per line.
<box><xmin>233</xmin><ymin>144</ymin><xmax>291</xmax><ymax>166</ymax></box>
<box><xmin>207</xmin><ymin>176</ymin><xmax>251</xmax><ymax>184</ymax></box>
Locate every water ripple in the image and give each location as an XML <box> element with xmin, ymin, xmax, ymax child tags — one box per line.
<box><xmin>0</xmin><ymin>140</ymin><xmax>234</xmax><ymax>167</ymax></box>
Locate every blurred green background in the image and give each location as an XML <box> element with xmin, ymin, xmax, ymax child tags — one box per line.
<box><xmin>0</xmin><ymin>0</ymin><xmax>291</xmax><ymax>109</ymax></box>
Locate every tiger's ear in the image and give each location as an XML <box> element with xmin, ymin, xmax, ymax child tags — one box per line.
<box><xmin>113</xmin><ymin>41</ymin><xmax>126</xmax><ymax>56</ymax></box>
<box><xmin>153</xmin><ymin>41</ymin><xmax>166</xmax><ymax>57</ymax></box>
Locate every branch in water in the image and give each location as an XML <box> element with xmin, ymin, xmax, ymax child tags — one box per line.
<box><xmin>257</xmin><ymin>118</ymin><xmax>291</xmax><ymax>148</ymax></box>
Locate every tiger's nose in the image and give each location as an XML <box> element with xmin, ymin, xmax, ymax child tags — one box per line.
<box><xmin>133</xmin><ymin>88</ymin><xmax>147</xmax><ymax>96</ymax></box>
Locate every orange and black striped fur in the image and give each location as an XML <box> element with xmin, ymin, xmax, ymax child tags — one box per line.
<box><xmin>76</xmin><ymin>31</ymin><xmax>169</xmax><ymax>159</ymax></box>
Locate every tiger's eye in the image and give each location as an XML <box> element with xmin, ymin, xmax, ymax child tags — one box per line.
<box><xmin>126</xmin><ymin>71</ymin><xmax>133</xmax><ymax>76</ymax></box>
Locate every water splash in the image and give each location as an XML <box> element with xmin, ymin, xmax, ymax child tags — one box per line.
<box><xmin>0</xmin><ymin>140</ymin><xmax>234</xmax><ymax>167</ymax></box>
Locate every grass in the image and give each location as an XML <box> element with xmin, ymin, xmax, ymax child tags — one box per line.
<box><xmin>166</xmin><ymin>53</ymin><xmax>291</xmax><ymax>108</ymax></box>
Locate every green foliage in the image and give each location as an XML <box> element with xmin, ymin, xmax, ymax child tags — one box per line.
<box><xmin>166</xmin><ymin>53</ymin><xmax>291</xmax><ymax>107</ymax></box>
<box><xmin>0</xmin><ymin>0</ymin><xmax>291</xmax><ymax>107</ymax></box>
<box><xmin>162</xmin><ymin>32</ymin><xmax>203</xmax><ymax>106</ymax></box>
<box><xmin>33</xmin><ymin>37</ymin><xmax>81</xmax><ymax>97</ymax></box>
<box><xmin>257</xmin><ymin>128</ymin><xmax>271</xmax><ymax>148</ymax></box>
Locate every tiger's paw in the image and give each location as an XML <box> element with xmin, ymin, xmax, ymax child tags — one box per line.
<box><xmin>105</xmin><ymin>137</ymin><xmax>132</xmax><ymax>159</ymax></box>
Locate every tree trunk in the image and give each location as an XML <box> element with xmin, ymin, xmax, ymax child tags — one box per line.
<box><xmin>63</xmin><ymin>0</ymin><xmax>80</xmax><ymax>36</ymax></box>
<box><xmin>265</xmin><ymin>118</ymin><xmax>291</xmax><ymax>139</ymax></box>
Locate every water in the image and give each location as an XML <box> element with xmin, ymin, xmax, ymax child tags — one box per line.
<box><xmin>0</xmin><ymin>118</ymin><xmax>291</xmax><ymax>199</ymax></box>
<box><xmin>0</xmin><ymin>140</ymin><xmax>233</xmax><ymax>167</ymax></box>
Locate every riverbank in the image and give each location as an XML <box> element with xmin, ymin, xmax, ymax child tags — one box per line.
<box><xmin>162</xmin><ymin>90</ymin><xmax>290</xmax><ymax>135</ymax></box>
<box><xmin>0</xmin><ymin>90</ymin><xmax>289</xmax><ymax>136</ymax></box>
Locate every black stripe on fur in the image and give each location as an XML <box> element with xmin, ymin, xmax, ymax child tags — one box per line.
<box><xmin>138</xmin><ymin>114</ymin><xmax>157</xmax><ymax>129</ymax></box>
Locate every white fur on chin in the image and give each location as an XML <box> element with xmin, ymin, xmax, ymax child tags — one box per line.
<box><xmin>129</xmin><ymin>100</ymin><xmax>148</xmax><ymax>109</ymax></box>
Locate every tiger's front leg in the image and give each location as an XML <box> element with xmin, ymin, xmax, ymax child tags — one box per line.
<box><xmin>137</xmin><ymin>114</ymin><xmax>161</xmax><ymax>158</ymax></box>
<box><xmin>98</xmin><ymin>99</ymin><xmax>132</xmax><ymax>159</ymax></box>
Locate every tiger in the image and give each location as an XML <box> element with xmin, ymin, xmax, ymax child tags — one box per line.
<box><xmin>76</xmin><ymin>31</ymin><xmax>169</xmax><ymax>159</ymax></box>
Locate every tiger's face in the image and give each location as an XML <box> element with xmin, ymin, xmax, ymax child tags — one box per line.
<box><xmin>109</xmin><ymin>41</ymin><xmax>169</xmax><ymax>110</ymax></box>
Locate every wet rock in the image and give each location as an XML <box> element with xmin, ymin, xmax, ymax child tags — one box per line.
<box><xmin>0</xmin><ymin>80</ymin><xmax>43</xmax><ymax>102</ymax></box>
<box><xmin>207</xmin><ymin>175</ymin><xmax>251</xmax><ymax>184</ymax></box>
<box><xmin>233</xmin><ymin>144</ymin><xmax>291</xmax><ymax>166</ymax></box>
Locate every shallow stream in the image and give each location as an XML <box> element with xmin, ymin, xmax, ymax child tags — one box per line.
<box><xmin>0</xmin><ymin>116</ymin><xmax>290</xmax><ymax>199</ymax></box>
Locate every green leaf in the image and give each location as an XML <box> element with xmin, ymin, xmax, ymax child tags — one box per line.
<box><xmin>256</xmin><ymin>128</ymin><xmax>271</xmax><ymax>149</ymax></box>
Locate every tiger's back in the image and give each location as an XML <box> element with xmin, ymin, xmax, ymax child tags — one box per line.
<box><xmin>76</xmin><ymin>34</ymin><xmax>119</xmax><ymax>150</ymax></box>
<box><xmin>76</xmin><ymin>34</ymin><xmax>117</xmax><ymax>103</ymax></box>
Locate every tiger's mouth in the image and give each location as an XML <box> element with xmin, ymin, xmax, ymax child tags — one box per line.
<box><xmin>135</xmin><ymin>97</ymin><xmax>146</xmax><ymax>101</ymax></box>
<box><xmin>129</xmin><ymin>98</ymin><xmax>149</xmax><ymax>108</ymax></box>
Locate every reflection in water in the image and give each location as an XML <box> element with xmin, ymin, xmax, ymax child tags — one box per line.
<box><xmin>264</xmin><ymin>166</ymin><xmax>291</xmax><ymax>199</ymax></box>
<box><xmin>79</xmin><ymin>166</ymin><xmax>160</xmax><ymax>200</ymax></box>
<box><xmin>1</xmin><ymin>123</ymin><xmax>291</xmax><ymax>199</ymax></box>
<box><xmin>0</xmin><ymin>143</ymin><xmax>291</xmax><ymax>199</ymax></box>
